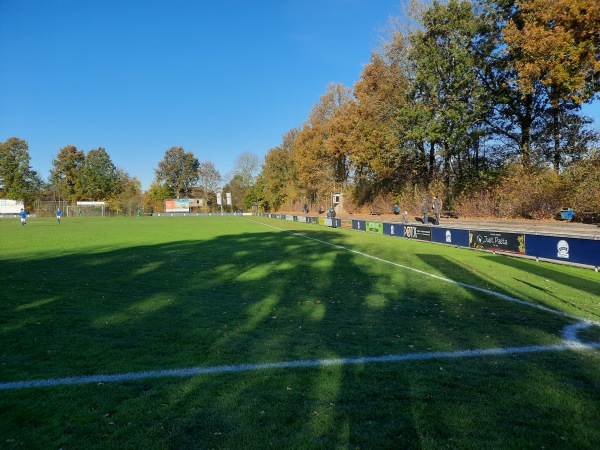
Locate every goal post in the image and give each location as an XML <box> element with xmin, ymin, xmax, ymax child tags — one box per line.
<box><xmin>66</xmin><ymin>201</ymin><xmax>106</xmax><ymax>217</ymax></box>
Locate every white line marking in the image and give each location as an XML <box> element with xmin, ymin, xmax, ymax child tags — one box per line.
<box><xmin>2</xmin><ymin>337</ymin><xmax>599</xmax><ymax>390</ymax></box>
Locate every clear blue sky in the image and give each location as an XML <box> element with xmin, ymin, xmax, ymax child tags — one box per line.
<box><xmin>0</xmin><ymin>0</ymin><xmax>403</xmax><ymax>190</ymax></box>
<box><xmin>1</xmin><ymin>0</ymin><xmax>598</xmax><ymax>191</ymax></box>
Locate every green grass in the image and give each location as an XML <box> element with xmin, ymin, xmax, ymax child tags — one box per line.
<box><xmin>1</xmin><ymin>215</ymin><xmax>599</xmax><ymax>449</ymax></box>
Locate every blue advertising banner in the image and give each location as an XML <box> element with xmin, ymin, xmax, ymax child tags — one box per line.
<box><xmin>353</xmin><ymin>220</ymin><xmax>366</xmax><ymax>231</ymax></box>
<box><xmin>383</xmin><ymin>222</ymin><xmax>404</xmax><ymax>238</ymax></box>
<box><xmin>432</xmin><ymin>228</ymin><xmax>470</xmax><ymax>247</ymax></box>
<box><xmin>525</xmin><ymin>234</ymin><xmax>600</xmax><ymax>267</ymax></box>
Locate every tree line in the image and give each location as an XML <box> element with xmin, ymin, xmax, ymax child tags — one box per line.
<box><xmin>0</xmin><ymin>137</ymin><xmax>259</xmax><ymax>215</ymax></box>
<box><xmin>246</xmin><ymin>0</ymin><xmax>600</xmax><ymax>219</ymax></box>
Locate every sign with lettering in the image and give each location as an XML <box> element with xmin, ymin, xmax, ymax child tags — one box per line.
<box><xmin>469</xmin><ymin>230</ymin><xmax>525</xmax><ymax>254</ymax></box>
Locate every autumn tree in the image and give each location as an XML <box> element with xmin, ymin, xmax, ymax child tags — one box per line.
<box><xmin>502</xmin><ymin>0</ymin><xmax>600</xmax><ymax>172</ymax></box>
<box><xmin>346</xmin><ymin>48</ymin><xmax>410</xmax><ymax>201</ymax></box>
<box><xmin>293</xmin><ymin>83</ymin><xmax>353</xmax><ymax>205</ymax></box>
<box><xmin>154</xmin><ymin>147</ymin><xmax>199</xmax><ymax>199</ymax></box>
<box><xmin>473</xmin><ymin>0</ymin><xmax>549</xmax><ymax>169</ymax></box>
<box><xmin>49</xmin><ymin>145</ymin><xmax>85</xmax><ymax>201</ymax></box>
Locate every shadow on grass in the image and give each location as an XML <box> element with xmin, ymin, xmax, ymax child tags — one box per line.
<box><xmin>2</xmin><ymin>221</ymin><xmax>600</xmax><ymax>448</ymax></box>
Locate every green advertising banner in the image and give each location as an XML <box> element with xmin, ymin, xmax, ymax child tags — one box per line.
<box><xmin>366</xmin><ymin>221</ymin><xmax>383</xmax><ymax>234</ymax></box>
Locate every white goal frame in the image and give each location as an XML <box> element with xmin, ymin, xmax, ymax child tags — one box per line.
<box><xmin>66</xmin><ymin>202</ymin><xmax>106</xmax><ymax>217</ymax></box>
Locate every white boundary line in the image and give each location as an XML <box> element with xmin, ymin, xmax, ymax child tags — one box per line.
<box><xmin>1</xmin><ymin>335</ymin><xmax>599</xmax><ymax>390</ymax></box>
<box><xmin>1</xmin><ymin>218</ymin><xmax>598</xmax><ymax>391</ymax></box>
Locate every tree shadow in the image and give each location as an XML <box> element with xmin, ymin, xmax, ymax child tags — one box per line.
<box><xmin>2</xmin><ymin>221</ymin><xmax>600</xmax><ymax>448</ymax></box>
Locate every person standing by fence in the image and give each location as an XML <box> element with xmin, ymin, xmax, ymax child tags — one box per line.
<box><xmin>432</xmin><ymin>195</ymin><xmax>442</xmax><ymax>225</ymax></box>
<box><xmin>421</xmin><ymin>198</ymin><xmax>429</xmax><ymax>225</ymax></box>
<box><xmin>56</xmin><ymin>208</ymin><xmax>62</xmax><ymax>223</ymax></box>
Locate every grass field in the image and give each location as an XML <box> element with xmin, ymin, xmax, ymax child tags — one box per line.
<box><xmin>1</xmin><ymin>215</ymin><xmax>599</xmax><ymax>449</ymax></box>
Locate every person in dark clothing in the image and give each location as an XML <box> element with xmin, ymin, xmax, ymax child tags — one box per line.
<box><xmin>421</xmin><ymin>198</ymin><xmax>429</xmax><ymax>225</ymax></box>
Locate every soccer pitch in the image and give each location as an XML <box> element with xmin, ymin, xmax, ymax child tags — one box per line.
<box><xmin>1</xmin><ymin>215</ymin><xmax>599</xmax><ymax>449</ymax></box>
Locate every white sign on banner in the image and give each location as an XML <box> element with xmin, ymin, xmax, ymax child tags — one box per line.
<box><xmin>216</xmin><ymin>192</ymin><xmax>222</xmax><ymax>206</ymax></box>
<box><xmin>226</xmin><ymin>192</ymin><xmax>232</xmax><ymax>205</ymax></box>
<box><xmin>0</xmin><ymin>199</ymin><xmax>24</xmax><ymax>214</ymax></box>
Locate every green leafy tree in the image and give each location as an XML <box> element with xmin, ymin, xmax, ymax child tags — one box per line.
<box><xmin>154</xmin><ymin>147</ymin><xmax>199</xmax><ymax>199</ymax></box>
<box><xmin>80</xmin><ymin>147</ymin><xmax>118</xmax><ymax>200</ymax></box>
<box><xmin>0</xmin><ymin>137</ymin><xmax>42</xmax><ymax>205</ymax></box>
<box><xmin>49</xmin><ymin>145</ymin><xmax>85</xmax><ymax>201</ymax></box>
<box><xmin>112</xmin><ymin>169</ymin><xmax>142</xmax><ymax>214</ymax></box>
<box><xmin>146</xmin><ymin>182</ymin><xmax>174</xmax><ymax>213</ymax></box>
<box><xmin>408</xmin><ymin>0</ymin><xmax>489</xmax><ymax>192</ymax></box>
<box><xmin>222</xmin><ymin>174</ymin><xmax>247</xmax><ymax>211</ymax></box>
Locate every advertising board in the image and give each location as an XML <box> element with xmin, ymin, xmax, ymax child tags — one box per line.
<box><xmin>469</xmin><ymin>230</ymin><xmax>525</xmax><ymax>254</ymax></box>
<box><xmin>432</xmin><ymin>228</ymin><xmax>470</xmax><ymax>247</ymax></box>
<box><xmin>353</xmin><ymin>220</ymin><xmax>366</xmax><ymax>231</ymax></box>
<box><xmin>341</xmin><ymin>219</ymin><xmax>353</xmax><ymax>230</ymax></box>
<box><xmin>366</xmin><ymin>221</ymin><xmax>383</xmax><ymax>234</ymax></box>
<box><xmin>383</xmin><ymin>223</ymin><xmax>403</xmax><ymax>237</ymax></box>
<box><xmin>404</xmin><ymin>225</ymin><xmax>432</xmax><ymax>241</ymax></box>
<box><xmin>525</xmin><ymin>234</ymin><xmax>600</xmax><ymax>267</ymax></box>
<box><xmin>165</xmin><ymin>199</ymin><xmax>190</xmax><ymax>212</ymax></box>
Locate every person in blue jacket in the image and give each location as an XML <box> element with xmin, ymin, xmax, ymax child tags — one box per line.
<box><xmin>20</xmin><ymin>208</ymin><xmax>27</xmax><ymax>226</ymax></box>
<box><xmin>56</xmin><ymin>208</ymin><xmax>62</xmax><ymax>223</ymax></box>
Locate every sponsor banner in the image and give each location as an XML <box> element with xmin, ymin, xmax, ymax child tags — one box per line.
<box><xmin>525</xmin><ymin>234</ymin><xmax>600</xmax><ymax>267</ymax></box>
<box><xmin>226</xmin><ymin>192</ymin><xmax>232</xmax><ymax>206</ymax></box>
<box><xmin>216</xmin><ymin>193</ymin><xmax>222</xmax><ymax>206</ymax></box>
<box><xmin>324</xmin><ymin>218</ymin><xmax>333</xmax><ymax>227</ymax></box>
<box><xmin>318</xmin><ymin>217</ymin><xmax>325</xmax><ymax>225</ymax></box>
<box><xmin>331</xmin><ymin>219</ymin><xmax>341</xmax><ymax>228</ymax></box>
<box><xmin>404</xmin><ymin>225</ymin><xmax>432</xmax><ymax>241</ymax></box>
<box><xmin>366</xmin><ymin>221</ymin><xmax>383</xmax><ymax>234</ymax></box>
<box><xmin>165</xmin><ymin>199</ymin><xmax>190</xmax><ymax>212</ymax></box>
<box><xmin>308</xmin><ymin>216</ymin><xmax>319</xmax><ymax>224</ymax></box>
<box><xmin>383</xmin><ymin>223</ymin><xmax>404</xmax><ymax>237</ymax></box>
<box><xmin>286</xmin><ymin>215</ymin><xmax>294</xmax><ymax>221</ymax></box>
<box><xmin>469</xmin><ymin>230</ymin><xmax>525</xmax><ymax>254</ymax></box>
<box><xmin>353</xmin><ymin>220</ymin><xmax>366</xmax><ymax>231</ymax></box>
<box><xmin>297</xmin><ymin>215</ymin><xmax>307</xmax><ymax>223</ymax></box>
<box><xmin>0</xmin><ymin>199</ymin><xmax>24</xmax><ymax>214</ymax></box>
<box><xmin>341</xmin><ymin>219</ymin><xmax>353</xmax><ymax>230</ymax></box>
<box><xmin>432</xmin><ymin>228</ymin><xmax>470</xmax><ymax>247</ymax></box>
